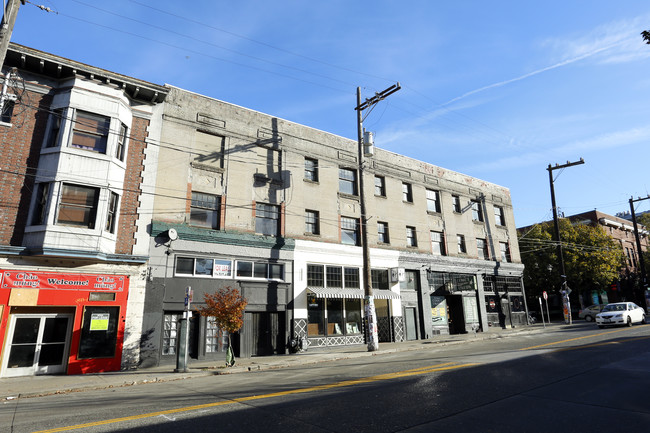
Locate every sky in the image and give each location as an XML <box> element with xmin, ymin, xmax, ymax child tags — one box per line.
<box><xmin>9</xmin><ymin>0</ymin><xmax>650</xmax><ymax>227</ymax></box>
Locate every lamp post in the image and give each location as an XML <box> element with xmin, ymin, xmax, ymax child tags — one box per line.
<box><xmin>355</xmin><ymin>83</ymin><xmax>400</xmax><ymax>352</ymax></box>
<box><xmin>547</xmin><ymin>159</ymin><xmax>584</xmax><ymax>324</ymax></box>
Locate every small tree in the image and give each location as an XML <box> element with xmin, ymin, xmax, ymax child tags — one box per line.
<box><xmin>196</xmin><ymin>287</ymin><xmax>247</xmax><ymax>367</ymax></box>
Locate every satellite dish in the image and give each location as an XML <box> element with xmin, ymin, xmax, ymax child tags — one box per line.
<box><xmin>167</xmin><ymin>228</ymin><xmax>178</xmax><ymax>241</ymax></box>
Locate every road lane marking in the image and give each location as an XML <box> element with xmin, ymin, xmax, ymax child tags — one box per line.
<box><xmin>519</xmin><ymin>327</ymin><xmax>645</xmax><ymax>351</ymax></box>
<box><xmin>32</xmin><ymin>362</ymin><xmax>478</xmax><ymax>433</ymax></box>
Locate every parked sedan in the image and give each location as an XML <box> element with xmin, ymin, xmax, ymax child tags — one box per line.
<box><xmin>579</xmin><ymin>304</ymin><xmax>606</xmax><ymax>322</ymax></box>
<box><xmin>595</xmin><ymin>302</ymin><xmax>646</xmax><ymax>328</ymax></box>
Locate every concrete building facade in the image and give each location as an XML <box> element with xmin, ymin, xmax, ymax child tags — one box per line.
<box><xmin>143</xmin><ymin>85</ymin><xmax>526</xmax><ymax>366</ymax></box>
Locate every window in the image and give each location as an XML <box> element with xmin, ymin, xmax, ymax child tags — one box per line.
<box><xmin>494</xmin><ymin>206</ymin><xmax>505</xmax><ymax>226</ymax></box>
<box><xmin>255</xmin><ymin>203</ymin><xmax>280</xmax><ymax>236</ymax></box>
<box><xmin>305</xmin><ymin>210</ymin><xmax>319</xmax><ymax>235</ymax></box>
<box><xmin>105</xmin><ymin>191</ymin><xmax>119</xmax><ymax>234</ymax></box>
<box><xmin>378</xmin><ymin>221</ymin><xmax>389</xmax><ymax>244</ymax></box>
<box><xmin>457</xmin><ymin>234</ymin><xmax>467</xmax><ymax>254</ymax></box>
<box><xmin>237</xmin><ymin>261</ymin><xmax>284</xmax><ymax>280</ymax></box>
<box><xmin>115</xmin><ymin>122</ymin><xmax>128</xmax><ymax>161</ymax></box>
<box><xmin>304</xmin><ymin>158</ymin><xmax>318</xmax><ymax>182</ymax></box>
<box><xmin>71</xmin><ymin>110</ymin><xmax>110</xmax><ymax>153</ymax></box>
<box><xmin>344</xmin><ymin>267</ymin><xmax>360</xmax><ymax>288</ymax></box>
<box><xmin>307</xmin><ymin>294</ymin><xmax>325</xmax><ymax>336</ymax></box>
<box><xmin>499</xmin><ymin>242</ymin><xmax>510</xmax><ymax>262</ymax></box>
<box><xmin>307</xmin><ymin>264</ymin><xmax>360</xmax><ymax>288</ymax></box>
<box><xmin>430</xmin><ymin>231</ymin><xmax>446</xmax><ymax>255</ymax></box>
<box><xmin>477</xmin><ymin>238</ymin><xmax>489</xmax><ymax>260</ymax></box>
<box><xmin>326</xmin><ymin>266</ymin><xmax>343</xmax><ymax>287</ymax></box>
<box><xmin>1</xmin><ymin>100</ymin><xmax>14</xmax><ymax>123</ymax></box>
<box><xmin>402</xmin><ymin>182</ymin><xmax>413</xmax><ymax>203</ymax></box>
<box><xmin>426</xmin><ymin>189</ymin><xmax>441</xmax><ymax>213</ymax></box>
<box><xmin>406</xmin><ymin>226</ymin><xmax>417</xmax><ymax>247</ymax></box>
<box><xmin>471</xmin><ymin>200</ymin><xmax>483</xmax><ymax>222</ymax></box>
<box><xmin>452</xmin><ymin>195</ymin><xmax>461</xmax><ymax>213</ymax></box>
<box><xmin>307</xmin><ymin>264</ymin><xmax>325</xmax><ymax>286</ymax></box>
<box><xmin>339</xmin><ymin>168</ymin><xmax>357</xmax><ymax>195</ymax></box>
<box><xmin>371</xmin><ymin>269</ymin><xmax>389</xmax><ymax>290</ymax></box>
<box><xmin>176</xmin><ymin>257</ymin><xmax>195</xmax><ymax>275</ymax></box>
<box><xmin>31</xmin><ymin>182</ymin><xmax>51</xmax><ymax>225</ymax></box>
<box><xmin>190</xmin><ymin>192</ymin><xmax>220</xmax><ymax>229</ymax></box>
<box><xmin>374</xmin><ymin>175</ymin><xmax>386</xmax><ymax>196</ymax></box>
<box><xmin>162</xmin><ymin>313</ymin><xmax>180</xmax><ymax>355</ymax></box>
<box><xmin>307</xmin><ymin>294</ymin><xmax>361</xmax><ymax>337</ymax></box>
<box><xmin>205</xmin><ymin>316</ymin><xmax>228</xmax><ymax>353</ymax></box>
<box><xmin>57</xmin><ymin>184</ymin><xmax>99</xmax><ymax>228</ymax></box>
<box><xmin>341</xmin><ymin>216</ymin><xmax>360</xmax><ymax>246</ymax></box>
<box><xmin>45</xmin><ymin>109</ymin><xmax>63</xmax><ymax>148</ymax></box>
<box><xmin>175</xmin><ymin>257</ymin><xmax>233</xmax><ymax>278</ymax></box>
<box><xmin>78</xmin><ymin>306</ymin><xmax>119</xmax><ymax>359</ymax></box>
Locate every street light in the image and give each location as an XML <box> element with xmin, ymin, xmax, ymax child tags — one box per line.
<box><xmin>355</xmin><ymin>83</ymin><xmax>400</xmax><ymax>352</ymax></box>
<box><xmin>547</xmin><ymin>158</ymin><xmax>584</xmax><ymax>324</ymax></box>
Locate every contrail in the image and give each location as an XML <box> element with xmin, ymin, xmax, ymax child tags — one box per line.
<box><xmin>442</xmin><ymin>40</ymin><xmax>627</xmax><ymax>106</ymax></box>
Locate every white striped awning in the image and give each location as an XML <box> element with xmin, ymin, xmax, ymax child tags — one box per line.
<box><xmin>307</xmin><ymin>287</ymin><xmax>399</xmax><ymax>300</ymax></box>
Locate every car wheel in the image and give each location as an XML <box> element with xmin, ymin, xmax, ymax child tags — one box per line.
<box><xmin>627</xmin><ymin>316</ymin><xmax>633</xmax><ymax>327</ymax></box>
<box><xmin>598</xmin><ymin>325</ymin><xmax>604</xmax><ymax>329</ymax></box>
<box><xmin>585</xmin><ymin>315</ymin><xmax>593</xmax><ymax>322</ymax></box>
<box><xmin>641</xmin><ymin>315</ymin><xmax>646</xmax><ymax>325</ymax></box>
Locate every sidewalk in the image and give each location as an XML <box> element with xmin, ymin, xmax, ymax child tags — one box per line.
<box><xmin>1</xmin><ymin>323</ymin><xmax>568</xmax><ymax>401</ymax></box>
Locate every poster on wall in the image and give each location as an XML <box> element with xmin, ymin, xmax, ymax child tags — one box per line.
<box><xmin>463</xmin><ymin>296</ymin><xmax>479</xmax><ymax>324</ymax></box>
<box><xmin>430</xmin><ymin>295</ymin><xmax>448</xmax><ymax>326</ymax></box>
<box><xmin>89</xmin><ymin>313</ymin><xmax>110</xmax><ymax>331</ymax></box>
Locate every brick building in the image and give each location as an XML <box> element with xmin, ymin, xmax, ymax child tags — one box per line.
<box><xmin>0</xmin><ymin>44</ymin><xmax>167</xmax><ymax>377</ymax></box>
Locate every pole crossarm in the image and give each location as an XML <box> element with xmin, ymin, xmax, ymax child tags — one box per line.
<box><xmin>355</xmin><ymin>82</ymin><xmax>401</xmax><ymax>112</ymax></box>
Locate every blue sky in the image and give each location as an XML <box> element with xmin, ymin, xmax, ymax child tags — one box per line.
<box><xmin>11</xmin><ymin>1</ymin><xmax>650</xmax><ymax>227</ymax></box>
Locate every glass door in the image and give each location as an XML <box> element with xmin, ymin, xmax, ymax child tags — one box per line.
<box><xmin>2</xmin><ymin>314</ymin><xmax>73</xmax><ymax>377</ymax></box>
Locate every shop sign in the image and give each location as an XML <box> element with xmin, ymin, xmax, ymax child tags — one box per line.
<box><xmin>213</xmin><ymin>260</ymin><xmax>233</xmax><ymax>277</ymax></box>
<box><xmin>1</xmin><ymin>270</ymin><xmax>125</xmax><ymax>291</ymax></box>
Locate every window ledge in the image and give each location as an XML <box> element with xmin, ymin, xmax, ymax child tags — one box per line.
<box><xmin>427</xmin><ymin>210</ymin><xmax>442</xmax><ymax>216</ymax></box>
<box><xmin>303</xmin><ymin>179</ymin><xmax>319</xmax><ymax>185</ymax></box>
<box><xmin>338</xmin><ymin>192</ymin><xmax>360</xmax><ymax>201</ymax></box>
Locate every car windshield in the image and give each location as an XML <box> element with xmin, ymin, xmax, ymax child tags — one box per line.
<box><xmin>602</xmin><ymin>304</ymin><xmax>625</xmax><ymax>312</ymax></box>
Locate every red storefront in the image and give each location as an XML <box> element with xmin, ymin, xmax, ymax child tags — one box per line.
<box><xmin>0</xmin><ymin>270</ymin><xmax>129</xmax><ymax>377</ymax></box>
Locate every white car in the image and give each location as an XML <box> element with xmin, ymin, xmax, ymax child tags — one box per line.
<box><xmin>595</xmin><ymin>302</ymin><xmax>645</xmax><ymax>328</ymax></box>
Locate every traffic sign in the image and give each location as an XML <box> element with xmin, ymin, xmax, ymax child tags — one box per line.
<box><xmin>543</xmin><ymin>291</ymin><xmax>548</xmax><ymax>300</ymax></box>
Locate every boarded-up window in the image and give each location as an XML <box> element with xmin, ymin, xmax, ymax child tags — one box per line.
<box><xmin>193</xmin><ymin>131</ymin><xmax>224</xmax><ymax>168</ymax></box>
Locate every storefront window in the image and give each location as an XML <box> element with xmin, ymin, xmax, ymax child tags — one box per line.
<box><xmin>327</xmin><ymin>299</ymin><xmax>344</xmax><ymax>335</ymax></box>
<box><xmin>78</xmin><ymin>306</ymin><xmax>119</xmax><ymax>359</ymax></box>
<box><xmin>345</xmin><ymin>299</ymin><xmax>362</xmax><ymax>334</ymax></box>
<box><xmin>307</xmin><ymin>294</ymin><xmax>325</xmax><ymax>336</ymax></box>
<box><xmin>162</xmin><ymin>313</ymin><xmax>180</xmax><ymax>355</ymax></box>
<box><xmin>205</xmin><ymin>316</ymin><xmax>228</xmax><ymax>353</ymax></box>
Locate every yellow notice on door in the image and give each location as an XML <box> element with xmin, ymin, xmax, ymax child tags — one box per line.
<box><xmin>89</xmin><ymin>313</ymin><xmax>110</xmax><ymax>331</ymax></box>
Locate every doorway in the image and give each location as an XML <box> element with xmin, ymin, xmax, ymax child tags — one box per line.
<box><xmin>404</xmin><ymin>307</ymin><xmax>418</xmax><ymax>340</ymax></box>
<box><xmin>251</xmin><ymin>312</ymin><xmax>285</xmax><ymax>356</ymax></box>
<box><xmin>445</xmin><ymin>295</ymin><xmax>466</xmax><ymax>334</ymax></box>
<box><xmin>2</xmin><ymin>313</ymin><xmax>73</xmax><ymax>377</ymax></box>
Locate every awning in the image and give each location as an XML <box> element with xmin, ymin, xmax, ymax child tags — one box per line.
<box><xmin>307</xmin><ymin>287</ymin><xmax>400</xmax><ymax>300</ymax></box>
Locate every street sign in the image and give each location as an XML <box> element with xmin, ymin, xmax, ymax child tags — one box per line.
<box><xmin>543</xmin><ymin>291</ymin><xmax>548</xmax><ymax>300</ymax></box>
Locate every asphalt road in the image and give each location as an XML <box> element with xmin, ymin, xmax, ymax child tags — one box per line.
<box><xmin>3</xmin><ymin>323</ymin><xmax>650</xmax><ymax>433</ymax></box>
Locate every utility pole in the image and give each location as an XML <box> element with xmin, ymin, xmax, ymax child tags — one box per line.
<box><xmin>547</xmin><ymin>158</ymin><xmax>584</xmax><ymax>324</ymax></box>
<box><xmin>629</xmin><ymin>195</ymin><xmax>649</xmax><ymax>312</ymax></box>
<box><xmin>355</xmin><ymin>83</ymin><xmax>400</xmax><ymax>352</ymax></box>
<box><xmin>0</xmin><ymin>0</ymin><xmax>24</xmax><ymax>68</ymax></box>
